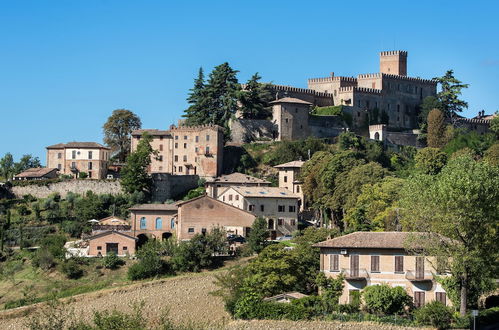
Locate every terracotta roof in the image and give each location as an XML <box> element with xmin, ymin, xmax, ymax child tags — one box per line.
<box><xmin>313</xmin><ymin>232</ymin><xmax>433</xmax><ymax>249</ymax></box>
<box><xmin>175</xmin><ymin>195</ymin><xmax>256</xmax><ymax>216</ymax></box>
<box><xmin>46</xmin><ymin>142</ymin><xmax>110</xmax><ymax>149</ymax></box>
<box><xmin>129</xmin><ymin>203</ymin><xmax>179</xmax><ymax>211</ymax></box>
<box><xmin>207</xmin><ymin>172</ymin><xmax>270</xmax><ymax>184</ymax></box>
<box><xmin>269</xmin><ymin>97</ymin><xmax>313</xmax><ymax>105</ymax></box>
<box><xmin>88</xmin><ymin>231</ymin><xmax>137</xmax><ymax>241</ymax></box>
<box><xmin>274</xmin><ymin>161</ymin><xmax>305</xmax><ymax>168</ymax></box>
<box><xmin>131</xmin><ymin>129</ymin><xmax>171</xmax><ymax>136</ymax></box>
<box><xmin>228</xmin><ymin>186</ymin><xmax>300</xmax><ymax>199</ymax></box>
<box><xmin>14</xmin><ymin>168</ymin><xmax>58</xmax><ymax>178</ymax></box>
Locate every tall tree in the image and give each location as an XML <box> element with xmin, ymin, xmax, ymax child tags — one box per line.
<box><xmin>183</xmin><ymin>67</ymin><xmax>207</xmax><ymax>125</ymax></box>
<box><xmin>247</xmin><ymin>217</ymin><xmax>269</xmax><ymax>254</ymax></box>
<box><xmin>434</xmin><ymin>70</ymin><xmax>469</xmax><ymax>122</ymax></box>
<box><xmin>0</xmin><ymin>153</ymin><xmax>15</xmax><ymax>180</ymax></box>
<box><xmin>427</xmin><ymin>109</ymin><xmax>446</xmax><ymax>148</ymax></box>
<box><xmin>103</xmin><ymin>109</ymin><xmax>142</xmax><ymax>162</ymax></box>
<box><xmin>120</xmin><ymin>132</ymin><xmax>156</xmax><ymax>195</ymax></box>
<box><xmin>14</xmin><ymin>154</ymin><xmax>41</xmax><ymax>174</ymax></box>
<box><xmin>238</xmin><ymin>73</ymin><xmax>272</xmax><ymax>119</ymax></box>
<box><xmin>401</xmin><ymin>156</ymin><xmax>499</xmax><ymax>315</ymax></box>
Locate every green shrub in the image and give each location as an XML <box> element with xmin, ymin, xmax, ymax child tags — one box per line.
<box><xmin>60</xmin><ymin>259</ymin><xmax>84</xmax><ymax>279</ymax></box>
<box><xmin>32</xmin><ymin>248</ymin><xmax>56</xmax><ymax>270</ymax></box>
<box><xmin>233</xmin><ymin>292</ymin><xmax>312</xmax><ymax>320</ymax></box>
<box><xmin>40</xmin><ymin>234</ymin><xmax>67</xmax><ymax>259</ymax></box>
<box><xmin>414</xmin><ymin>301</ymin><xmax>453</xmax><ymax>329</ymax></box>
<box><xmin>127</xmin><ymin>241</ymin><xmax>171</xmax><ymax>280</ymax></box>
<box><xmin>479</xmin><ymin>306</ymin><xmax>499</xmax><ymax>325</ymax></box>
<box><xmin>362</xmin><ymin>284</ymin><xmax>412</xmax><ymax>315</ymax></box>
<box><xmin>103</xmin><ymin>252</ymin><xmax>125</xmax><ymax>270</ymax></box>
<box><xmin>78</xmin><ymin>172</ymin><xmax>88</xmax><ymax>179</ymax></box>
<box><xmin>337</xmin><ymin>303</ymin><xmax>360</xmax><ymax>314</ymax></box>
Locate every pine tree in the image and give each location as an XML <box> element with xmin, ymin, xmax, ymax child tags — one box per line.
<box><xmin>238</xmin><ymin>73</ymin><xmax>272</xmax><ymax>119</ymax></box>
<box><xmin>183</xmin><ymin>68</ymin><xmax>207</xmax><ymax>125</ymax></box>
<box><xmin>434</xmin><ymin>70</ymin><xmax>469</xmax><ymax>122</ymax></box>
<box><xmin>427</xmin><ymin>109</ymin><xmax>446</xmax><ymax>148</ymax></box>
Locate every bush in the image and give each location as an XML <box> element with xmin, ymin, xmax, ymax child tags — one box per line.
<box><xmin>479</xmin><ymin>306</ymin><xmax>499</xmax><ymax>325</ymax></box>
<box><xmin>414</xmin><ymin>301</ymin><xmax>453</xmax><ymax>329</ymax></box>
<box><xmin>40</xmin><ymin>234</ymin><xmax>67</xmax><ymax>259</ymax></box>
<box><xmin>60</xmin><ymin>259</ymin><xmax>84</xmax><ymax>279</ymax></box>
<box><xmin>127</xmin><ymin>241</ymin><xmax>170</xmax><ymax>280</ymax></box>
<box><xmin>233</xmin><ymin>292</ymin><xmax>311</xmax><ymax>320</ymax></box>
<box><xmin>337</xmin><ymin>303</ymin><xmax>360</xmax><ymax>314</ymax></box>
<box><xmin>362</xmin><ymin>284</ymin><xmax>412</xmax><ymax>315</ymax></box>
<box><xmin>32</xmin><ymin>248</ymin><xmax>56</xmax><ymax>270</ymax></box>
<box><xmin>103</xmin><ymin>252</ymin><xmax>125</xmax><ymax>270</ymax></box>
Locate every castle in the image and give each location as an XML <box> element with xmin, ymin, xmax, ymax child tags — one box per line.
<box><xmin>232</xmin><ymin>51</ymin><xmax>438</xmax><ymax>144</ymax></box>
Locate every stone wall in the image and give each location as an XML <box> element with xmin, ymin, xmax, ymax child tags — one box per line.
<box><xmin>308</xmin><ymin>115</ymin><xmax>347</xmax><ymax>138</ymax></box>
<box><xmin>151</xmin><ymin>173</ymin><xmax>199</xmax><ymax>203</ymax></box>
<box><xmin>11</xmin><ymin>180</ymin><xmax>122</xmax><ymax>198</ymax></box>
<box><xmin>229</xmin><ymin>119</ymin><xmax>276</xmax><ymax>144</ymax></box>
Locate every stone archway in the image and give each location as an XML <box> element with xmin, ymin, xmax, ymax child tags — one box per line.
<box><xmin>137</xmin><ymin>234</ymin><xmax>149</xmax><ymax>249</ymax></box>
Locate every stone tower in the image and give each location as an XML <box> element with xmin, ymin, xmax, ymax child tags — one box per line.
<box><xmin>270</xmin><ymin>98</ymin><xmax>312</xmax><ymax>141</ymax></box>
<box><xmin>380</xmin><ymin>51</ymin><xmax>407</xmax><ymax>76</ymax></box>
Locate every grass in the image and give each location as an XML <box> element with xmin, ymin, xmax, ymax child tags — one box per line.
<box><xmin>311</xmin><ymin>105</ymin><xmax>344</xmax><ymax>116</ymax></box>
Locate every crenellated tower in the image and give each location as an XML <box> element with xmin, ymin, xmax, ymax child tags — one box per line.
<box><xmin>380</xmin><ymin>50</ymin><xmax>407</xmax><ymax>76</ymax></box>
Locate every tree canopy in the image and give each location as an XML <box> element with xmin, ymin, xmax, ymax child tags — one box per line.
<box><xmin>103</xmin><ymin>109</ymin><xmax>142</xmax><ymax>162</ymax></box>
<box><xmin>120</xmin><ymin>132</ymin><xmax>155</xmax><ymax>195</ymax></box>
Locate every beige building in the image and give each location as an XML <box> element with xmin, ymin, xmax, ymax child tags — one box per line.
<box><xmin>131</xmin><ymin>124</ymin><xmax>224</xmax><ymax>178</ymax></box>
<box><xmin>205</xmin><ymin>172</ymin><xmax>271</xmax><ymax>198</ymax></box>
<box><xmin>217</xmin><ymin>186</ymin><xmax>300</xmax><ymax>239</ymax></box>
<box><xmin>46</xmin><ymin>142</ymin><xmax>110</xmax><ymax>179</ymax></box>
<box><xmin>314</xmin><ymin>232</ymin><xmax>450</xmax><ymax>308</ymax></box>
<box><xmin>130</xmin><ymin>203</ymin><xmax>179</xmax><ymax>243</ymax></box>
<box><xmin>13</xmin><ymin>168</ymin><xmax>58</xmax><ymax>181</ymax></box>
<box><xmin>274</xmin><ymin>161</ymin><xmax>305</xmax><ymax>211</ymax></box>
<box><xmin>88</xmin><ymin>231</ymin><xmax>136</xmax><ymax>257</ymax></box>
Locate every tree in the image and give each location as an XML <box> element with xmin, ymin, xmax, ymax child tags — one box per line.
<box><xmin>434</xmin><ymin>70</ymin><xmax>469</xmax><ymax>122</ymax></box>
<box><xmin>0</xmin><ymin>153</ymin><xmax>15</xmax><ymax>180</ymax></box>
<box><xmin>362</xmin><ymin>284</ymin><xmax>413</xmax><ymax>315</ymax></box>
<box><xmin>238</xmin><ymin>73</ymin><xmax>272</xmax><ymax>119</ymax></box>
<box><xmin>427</xmin><ymin>109</ymin><xmax>447</xmax><ymax>148</ymax></box>
<box><xmin>483</xmin><ymin>143</ymin><xmax>499</xmax><ymax>166</ymax></box>
<box><xmin>120</xmin><ymin>132</ymin><xmax>155</xmax><ymax>195</ymax></box>
<box><xmin>247</xmin><ymin>217</ymin><xmax>269</xmax><ymax>254</ymax></box>
<box><xmin>419</xmin><ymin>96</ymin><xmax>442</xmax><ymax>130</ymax></box>
<box><xmin>414</xmin><ymin>147</ymin><xmax>448</xmax><ymax>175</ymax></box>
<box><xmin>183</xmin><ymin>67</ymin><xmax>208</xmax><ymax>125</ymax></box>
<box><xmin>490</xmin><ymin>112</ymin><xmax>499</xmax><ymax>138</ymax></box>
<box><xmin>103</xmin><ymin>109</ymin><xmax>142</xmax><ymax>162</ymax></box>
<box><xmin>14</xmin><ymin>155</ymin><xmax>41</xmax><ymax>174</ymax></box>
<box><xmin>400</xmin><ymin>156</ymin><xmax>499</xmax><ymax>315</ymax></box>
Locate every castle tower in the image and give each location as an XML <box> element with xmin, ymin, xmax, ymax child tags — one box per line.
<box><xmin>380</xmin><ymin>51</ymin><xmax>407</xmax><ymax>76</ymax></box>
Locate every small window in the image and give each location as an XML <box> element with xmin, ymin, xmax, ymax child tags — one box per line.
<box><xmin>195</xmin><ymin>136</ymin><xmax>199</xmax><ymax>142</ymax></box>
<box><xmin>179</xmin><ymin>166</ymin><xmax>183</xmax><ymax>172</ymax></box>
<box><xmin>88</xmin><ymin>162</ymin><xmax>93</xmax><ymax>170</ymax></box>
<box><xmin>249</xmin><ymin>205</ymin><xmax>255</xmax><ymax>211</ymax></box>
<box><xmin>358</xmin><ymin>100</ymin><xmax>361</xmax><ymax>107</ymax></box>
<box><xmin>284</xmin><ymin>176</ymin><xmax>287</xmax><ymax>183</ymax></box>
<box><xmin>140</xmin><ymin>217</ymin><xmax>146</xmax><ymax>229</ymax></box>
<box><xmin>395</xmin><ymin>256</ymin><xmax>404</xmax><ymax>273</ymax></box>
<box><xmin>155</xmin><ymin>217</ymin><xmax>162</xmax><ymax>229</ymax></box>
<box><xmin>296</xmin><ymin>186</ymin><xmax>300</xmax><ymax>193</ymax></box>
<box><xmin>184</xmin><ymin>135</ymin><xmax>187</xmax><ymax>140</ymax></box>
<box><xmin>57</xmin><ymin>164</ymin><xmax>61</xmax><ymax>170</ymax></box>
<box><xmin>175</xmin><ymin>135</ymin><xmax>178</xmax><ymax>140</ymax></box>
<box><xmin>57</xmin><ymin>152</ymin><xmax>62</xmax><ymax>159</ymax></box>
<box><xmin>260</xmin><ymin>205</ymin><xmax>264</xmax><ymax>212</ymax></box>
<box><xmin>188</xmin><ymin>227</ymin><xmax>194</xmax><ymax>233</ymax></box>
<box><xmin>183</xmin><ymin>155</ymin><xmax>187</xmax><ymax>162</ymax></box>
<box><xmin>397</xmin><ymin>104</ymin><xmax>400</xmax><ymax>112</ymax></box>
<box><xmin>330</xmin><ymin>254</ymin><xmax>339</xmax><ymax>271</ymax></box>
<box><xmin>435</xmin><ymin>292</ymin><xmax>446</xmax><ymax>306</ymax></box>
<box><xmin>159</xmin><ymin>166</ymin><xmax>163</xmax><ymax>171</ymax></box>
<box><xmin>160</xmin><ymin>136</ymin><xmax>163</xmax><ymax>140</ymax></box>
<box><xmin>414</xmin><ymin>292</ymin><xmax>425</xmax><ymax>308</ymax></box>
<box><xmin>288</xmin><ymin>205</ymin><xmax>296</xmax><ymax>213</ymax></box>
<box><xmin>71</xmin><ymin>161</ymin><xmax>76</xmax><ymax>168</ymax></box>
<box><xmin>174</xmin><ymin>155</ymin><xmax>178</xmax><ymax>162</ymax></box>
<box><xmin>201</xmin><ymin>228</ymin><xmax>207</xmax><ymax>234</ymax></box>
<box><xmin>183</xmin><ymin>143</ymin><xmax>187</xmax><ymax>149</ymax></box>
<box><xmin>285</xmin><ymin>118</ymin><xmax>288</xmax><ymax>123</ymax></box>
<box><xmin>195</xmin><ymin>147</ymin><xmax>199</xmax><ymax>153</ymax></box>
<box><xmin>235</xmin><ymin>195</ymin><xmax>239</xmax><ymax>201</ymax></box>
<box><xmin>206</xmin><ymin>135</ymin><xmax>210</xmax><ymax>141</ymax></box>
<box><xmin>175</xmin><ymin>143</ymin><xmax>178</xmax><ymax>149</ymax></box>
<box><xmin>171</xmin><ymin>218</ymin><xmax>175</xmax><ymax>229</ymax></box>
<box><xmin>290</xmin><ymin>219</ymin><xmax>296</xmax><ymax>226</ymax></box>
<box><xmin>159</xmin><ymin>144</ymin><xmax>163</xmax><ymax>151</ymax></box>
<box><xmin>97</xmin><ymin>246</ymin><xmax>102</xmax><ymax>250</ymax></box>
<box><xmin>158</xmin><ymin>155</ymin><xmax>163</xmax><ymax>161</ymax></box>
<box><xmin>88</xmin><ymin>171</ymin><xmax>92</xmax><ymax>178</ymax></box>
<box><xmin>88</xmin><ymin>151</ymin><xmax>93</xmax><ymax>159</ymax></box>
<box><xmin>229</xmin><ymin>194</ymin><xmax>233</xmax><ymax>201</ymax></box>
<box><xmin>371</xmin><ymin>255</ymin><xmax>380</xmax><ymax>272</ymax></box>
<box><xmin>277</xmin><ymin>218</ymin><xmax>283</xmax><ymax>226</ymax></box>
<box><xmin>72</xmin><ymin>150</ymin><xmax>76</xmax><ymax>159</ymax></box>
<box><xmin>206</xmin><ymin>146</ymin><xmax>210</xmax><ymax>153</ymax></box>
<box><xmin>278</xmin><ymin>205</ymin><xmax>285</xmax><ymax>212</ymax></box>
<box><xmin>123</xmin><ymin>246</ymin><xmax>128</xmax><ymax>251</ymax></box>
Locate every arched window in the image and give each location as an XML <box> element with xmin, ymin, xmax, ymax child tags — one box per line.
<box><xmin>374</xmin><ymin>132</ymin><xmax>380</xmax><ymax>140</ymax></box>
<box><xmin>155</xmin><ymin>217</ymin><xmax>162</xmax><ymax>229</ymax></box>
<box><xmin>140</xmin><ymin>217</ymin><xmax>146</xmax><ymax>229</ymax></box>
<box><xmin>171</xmin><ymin>218</ymin><xmax>175</xmax><ymax>229</ymax></box>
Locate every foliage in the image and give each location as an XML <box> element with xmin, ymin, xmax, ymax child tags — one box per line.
<box><xmin>233</xmin><ymin>292</ymin><xmax>312</xmax><ymax>320</ymax></box>
<box><xmin>0</xmin><ymin>153</ymin><xmax>41</xmax><ymax>181</ymax></box>
<box><xmin>247</xmin><ymin>217</ymin><xmax>268</xmax><ymax>254</ymax></box>
<box><xmin>338</xmin><ymin>132</ymin><xmax>363</xmax><ymax>151</ymax></box>
<box><xmin>490</xmin><ymin>112</ymin><xmax>499</xmax><ymax>138</ymax></box>
<box><xmin>414</xmin><ymin>147</ymin><xmax>448</xmax><ymax>175</ymax></box>
<box><xmin>437</xmin><ymin>274</ymin><xmax>495</xmax><ymax>311</ymax></box>
<box><xmin>128</xmin><ymin>240</ymin><xmax>171</xmax><ymax>280</ymax></box>
<box><xmin>484</xmin><ymin>143</ymin><xmax>499</xmax><ymax>166</ymax></box>
<box><xmin>444</xmin><ymin>131</ymin><xmax>495</xmax><ymax>157</ymax></box>
<box><xmin>292</xmin><ymin>227</ymin><xmax>338</xmax><ymax>245</ymax></box>
<box><xmin>362</xmin><ymin>284</ymin><xmax>413</xmax><ymax>315</ymax></box>
<box><xmin>434</xmin><ymin>70</ymin><xmax>469</xmax><ymax>121</ymax></box>
<box><xmin>312</xmin><ymin>105</ymin><xmax>343</xmax><ymax>116</ymax></box>
<box><xmin>103</xmin><ymin>252</ymin><xmax>125</xmax><ymax>270</ymax></box>
<box><xmin>238</xmin><ymin>73</ymin><xmax>273</xmax><ymax>120</ymax></box>
<box><xmin>261</xmin><ymin>137</ymin><xmax>329</xmax><ymax>166</ymax></box>
<box><xmin>414</xmin><ymin>301</ymin><xmax>453</xmax><ymax>330</ymax></box>
<box><xmin>315</xmin><ymin>272</ymin><xmax>345</xmax><ymax>313</ymax></box>
<box><xmin>479</xmin><ymin>306</ymin><xmax>499</xmax><ymax>326</ymax></box>
<box><xmin>25</xmin><ymin>300</ymin><xmax>82</xmax><ymax>330</ymax></box>
<box><xmin>93</xmin><ymin>301</ymin><xmax>146</xmax><ymax>329</ymax></box>
<box><xmin>427</xmin><ymin>109</ymin><xmax>447</xmax><ymax>148</ymax></box>
<box><xmin>103</xmin><ymin>109</ymin><xmax>142</xmax><ymax>162</ymax></box>
<box><xmin>120</xmin><ymin>132</ymin><xmax>155</xmax><ymax>195</ymax></box>
<box><xmin>78</xmin><ymin>171</ymin><xmax>88</xmax><ymax>179</ymax></box>
<box><xmin>182</xmin><ymin>186</ymin><xmax>205</xmax><ymax>201</ymax></box>
<box><xmin>60</xmin><ymin>258</ymin><xmax>84</xmax><ymax>279</ymax></box>
<box><xmin>419</xmin><ymin>96</ymin><xmax>442</xmax><ymax>131</ymax></box>
<box><xmin>401</xmin><ymin>155</ymin><xmax>499</xmax><ymax>315</ymax></box>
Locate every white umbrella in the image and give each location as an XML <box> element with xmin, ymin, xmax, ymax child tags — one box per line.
<box><xmin>88</xmin><ymin>219</ymin><xmax>99</xmax><ymax>223</ymax></box>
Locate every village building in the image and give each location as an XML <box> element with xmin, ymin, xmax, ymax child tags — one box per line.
<box><xmin>217</xmin><ymin>186</ymin><xmax>300</xmax><ymax>239</ymax></box>
<box><xmin>131</xmin><ymin>124</ymin><xmax>224</xmax><ymax>178</ymax></box>
<box><xmin>87</xmin><ymin>231</ymin><xmax>137</xmax><ymax>257</ymax></box>
<box><xmin>129</xmin><ymin>203</ymin><xmax>179</xmax><ymax>245</ymax></box>
<box><xmin>313</xmin><ymin>232</ymin><xmax>450</xmax><ymax>308</ymax></box>
<box><xmin>13</xmin><ymin>167</ymin><xmax>58</xmax><ymax>181</ymax></box>
<box><xmin>46</xmin><ymin>142</ymin><xmax>110</xmax><ymax>179</ymax></box>
<box><xmin>205</xmin><ymin>172</ymin><xmax>271</xmax><ymax>198</ymax></box>
<box><xmin>274</xmin><ymin>161</ymin><xmax>305</xmax><ymax>210</ymax></box>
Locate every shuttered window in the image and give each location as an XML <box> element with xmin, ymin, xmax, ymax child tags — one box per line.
<box><xmin>435</xmin><ymin>292</ymin><xmax>446</xmax><ymax>305</ymax></box>
<box><xmin>395</xmin><ymin>256</ymin><xmax>404</xmax><ymax>273</ymax></box>
<box><xmin>371</xmin><ymin>256</ymin><xmax>380</xmax><ymax>272</ymax></box>
<box><xmin>330</xmin><ymin>254</ymin><xmax>339</xmax><ymax>271</ymax></box>
<box><xmin>414</xmin><ymin>291</ymin><xmax>425</xmax><ymax>308</ymax></box>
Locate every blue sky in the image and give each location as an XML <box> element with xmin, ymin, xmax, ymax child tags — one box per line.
<box><xmin>1</xmin><ymin>0</ymin><xmax>498</xmax><ymax>163</ymax></box>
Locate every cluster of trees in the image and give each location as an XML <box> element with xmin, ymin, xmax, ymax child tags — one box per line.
<box><xmin>0</xmin><ymin>154</ymin><xmax>41</xmax><ymax>181</ymax></box>
<box><xmin>102</xmin><ymin>109</ymin><xmax>142</xmax><ymax>163</ymax></box>
<box><xmin>183</xmin><ymin>64</ymin><xmax>273</xmax><ymax>137</ymax></box>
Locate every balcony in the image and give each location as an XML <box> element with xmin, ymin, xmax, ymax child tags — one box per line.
<box><xmin>405</xmin><ymin>270</ymin><xmax>434</xmax><ymax>282</ymax></box>
<box><xmin>341</xmin><ymin>268</ymin><xmax>369</xmax><ymax>281</ymax></box>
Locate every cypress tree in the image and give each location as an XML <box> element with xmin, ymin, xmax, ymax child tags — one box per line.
<box><xmin>184</xmin><ymin>67</ymin><xmax>207</xmax><ymax>125</ymax></box>
<box><xmin>427</xmin><ymin>109</ymin><xmax>446</xmax><ymax>148</ymax></box>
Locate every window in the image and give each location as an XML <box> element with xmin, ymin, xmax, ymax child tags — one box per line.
<box><xmin>184</xmin><ymin>135</ymin><xmax>187</xmax><ymax>140</ymax></box>
<box><xmin>97</xmin><ymin>246</ymin><xmax>102</xmax><ymax>250</ymax></box>
<box><xmin>206</xmin><ymin>146</ymin><xmax>210</xmax><ymax>153</ymax></box>
<box><xmin>260</xmin><ymin>205</ymin><xmax>264</xmax><ymax>212</ymax></box>
<box><xmin>285</xmin><ymin>118</ymin><xmax>288</xmax><ymax>123</ymax></box>
<box><xmin>179</xmin><ymin>166</ymin><xmax>183</xmax><ymax>172</ymax></box>
<box><xmin>300</xmin><ymin>125</ymin><xmax>303</xmax><ymax>129</ymax></box>
<box><xmin>88</xmin><ymin>162</ymin><xmax>93</xmax><ymax>170</ymax></box>
<box><xmin>140</xmin><ymin>217</ymin><xmax>146</xmax><ymax>229</ymax></box>
<box><xmin>414</xmin><ymin>292</ymin><xmax>425</xmax><ymax>308</ymax></box>
<box><xmin>371</xmin><ymin>255</ymin><xmax>380</xmax><ymax>272</ymax></box>
<box><xmin>88</xmin><ymin>151</ymin><xmax>93</xmax><ymax>159</ymax></box>
<box><xmin>183</xmin><ymin>143</ymin><xmax>187</xmax><ymax>148</ymax></box>
<box><xmin>249</xmin><ymin>204</ymin><xmax>255</xmax><ymax>211</ymax></box>
<box><xmin>88</xmin><ymin>171</ymin><xmax>92</xmax><ymax>178</ymax></box>
<box><xmin>284</xmin><ymin>176</ymin><xmax>287</xmax><ymax>183</ymax></box>
<box><xmin>158</xmin><ymin>155</ymin><xmax>163</xmax><ymax>161</ymax></box>
<box><xmin>123</xmin><ymin>246</ymin><xmax>128</xmax><ymax>251</ymax></box>
<box><xmin>57</xmin><ymin>164</ymin><xmax>61</xmax><ymax>170</ymax></box>
<box><xmin>175</xmin><ymin>143</ymin><xmax>178</xmax><ymax>149</ymax></box>
<box><xmin>295</xmin><ymin>108</ymin><xmax>298</xmax><ymax>113</ymax></box>
<box><xmin>171</xmin><ymin>218</ymin><xmax>175</xmax><ymax>229</ymax></box>
<box><xmin>159</xmin><ymin>166</ymin><xmax>163</xmax><ymax>171</ymax></box>
<box><xmin>206</xmin><ymin>135</ymin><xmax>210</xmax><ymax>141</ymax></box>
<box><xmin>288</xmin><ymin>205</ymin><xmax>296</xmax><ymax>212</ymax></box>
<box><xmin>277</xmin><ymin>218</ymin><xmax>283</xmax><ymax>226</ymax></box>
<box><xmin>395</xmin><ymin>256</ymin><xmax>404</xmax><ymax>273</ymax></box>
<box><xmin>155</xmin><ymin>217</ymin><xmax>162</xmax><ymax>229</ymax></box>
<box><xmin>330</xmin><ymin>254</ymin><xmax>339</xmax><ymax>271</ymax></box>
<box><xmin>290</xmin><ymin>219</ymin><xmax>296</xmax><ymax>226</ymax></box>
<box><xmin>160</xmin><ymin>136</ymin><xmax>163</xmax><ymax>140</ymax></box>
<box><xmin>57</xmin><ymin>152</ymin><xmax>62</xmax><ymax>159</ymax></box>
<box><xmin>296</xmin><ymin>186</ymin><xmax>300</xmax><ymax>193</ymax></box>
<box><xmin>278</xmin><ymin>205</ymin><xmax>285</xmax><ymax>212</ymax></box>
<box><xmin>195</xmin><ymin>136</ymin><xmax>199</xmax><ymax>142</ymax></box>
<box><xmin>435</xmin><ymin>292</ymin><xmax>446</xmax><ymax>306</ymax></box>
<box><xmin>183</xmin><ymin>155</ymin><xmax>187</xmax><ymax>162</ymax></box>
<box><xmin>72</xmin><ymin>150</ymin><xmax>76</xmax><ymax>159</ymax></box>
<box><xmin>71</xmin><ymin>161</ymin><xmax>76</xmax><ymax>168</ymax></box>
<box><xmin>229</xmin><ymin>194</ymin><xmax>233</xmax><ymax>201</ymax></box>
<box><xmin>397</xmin><ymin>104</ymin><xmax>400</xmax><ymax>112</ymax></box>
<box><xmin>188</xmin><ymin>227</ymin><xmax>194</xmax><ymax>233</ymax></box>
<box><xmin>201</xmin><ymin>228</ymin><xmax>207</xmax><ymax>234</ymax></box>
<box><xmin>174</xmin><ymin>155</ymin><xmax>178</xmax><ymax>162</ymax></box>
<box><xmin>159</xmin><ymin>144</ymin><xmax>163</xmax><ymax>151</ymax></box>
<box><xmin>175</xmin><ymin>135</ymin><xmax>178</xmax><ymax>140</ymax></box>
<box><xmin>358</xmin><ymin>100</ymin><xmax>361</xmax><ymax>107</ymax></box>
<box><xmin>350</xmin><ymin>254</ymin><xmax>359</xmax><ymax>277</ymax></box>
<box><xmin>357</xmin><ymin>112</ymin><xmax>360</xmax><ymax>117</ymax></box>
<box><xmin>235</xmin><ymin>195</ymin><xmax>239</xmax><ymax>201</ymax></box>
<box><xmin>195</xmin><ymin>147</ymin><xmax>199</xmax><ymax>153</ymax></box>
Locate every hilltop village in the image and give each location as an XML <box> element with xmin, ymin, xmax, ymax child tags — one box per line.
<box><xmin>0</xmin><ymin>50</ymin><xmax>498</xmax><ymax>328</ymax></box>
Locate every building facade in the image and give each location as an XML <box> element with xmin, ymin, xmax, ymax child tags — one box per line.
<box><xmin>131</xmin><ymin>124</ymin><xmax>224</xmax><ymax>178</ymax></box>
<box><xmin>205</xmin><ymin>172</ymin><xmax>271</xmax><ymax>198</ymax></box>
<box><xmin>274</xmin><ymin>161</ymin><xmax>305</xmax><ymax>211</ymax></box>
<box><xmin>217</xmin><ymin>186</ymin><xmax>300</xmax><ymax>239</ymax></box>
<box><xmin>87</xmin><ymin>231</ymin><xmax>137</xmax><ymax>257</ymax></box>
<box><xmin>314</xmin><ymin>232</ymin><xmax>450</xmax><ymax>307</ymax></box>
<box><xmin>46</xmin><ymin>142</ymin><xmax>110</xmax><ymax>179</ymax></box>
<box><xmin>129</xmin><ymin>203</ymin><xmax>179</xmax><ymax>242</ymax></box>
